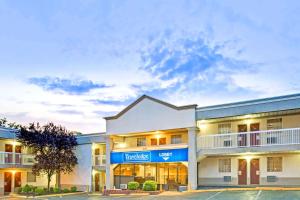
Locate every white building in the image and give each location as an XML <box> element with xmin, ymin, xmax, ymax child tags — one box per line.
<box><xmin>2</xmin><ymin>93</ymin><xmax>300</xmax><ymax>195</ymax></box>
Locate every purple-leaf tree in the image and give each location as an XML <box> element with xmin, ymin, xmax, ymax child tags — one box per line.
<box><xmin>17</xmin><ymin>122</ymin><xmax>78</xmax><ymax>191</ymax></box>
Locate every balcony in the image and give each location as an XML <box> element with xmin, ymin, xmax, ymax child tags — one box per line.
<box><xmin>0</xmin><ymin>152</ymin><xmax>35</xmax><ymax>166</ymax></box>
<box><xmin>93</xmin><ymin>155</ymin><xmax>106</xmax><ymax>167</ymax></box>
<box><xmin>197</xmin><ymin>128</ymin><xmax>300</xmax><ymax>155</ymax></box>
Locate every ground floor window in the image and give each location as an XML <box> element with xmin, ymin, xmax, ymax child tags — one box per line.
<box><xmin>113</xmin><ymin>162</ymin><xmax>188</xmax><ymax>190</ymax></box>
<box><xmin>267</xmin><ymin>157</ymin><xmax>282</xmax><ymax>172</ymax></box>
<box><xmin>219</xmin><ymin>158</ymin><xmax>231</xmax><ymax>172</ymax></box>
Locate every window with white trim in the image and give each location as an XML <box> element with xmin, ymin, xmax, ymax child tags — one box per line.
<box><xmin>171</xmin><ymin>135</ymin><xmax>182</xmax><ymax>144</ymax></box>
<box><xmin>267</xmin><ymin>157</ymin><xmax>282</xmax><ymax>172</ymax></box>
<box><xmin>267</xmin><ymin>118</ymin><xmax>282</xmax><ymax>130</ymax></box>
<box><xmin>137</xmin><ymin>137</ymin><xmax>146</xmax><ymax>147</ymax></box>
<box><xmin>219</xmin><ymin>158</ymin><xmax>231</xmax><ymax>172</ymax></box>
<box><xmin>218</xmin><ymin>123</ymin><xmax>231</xmax><ymax>134</ymax></box>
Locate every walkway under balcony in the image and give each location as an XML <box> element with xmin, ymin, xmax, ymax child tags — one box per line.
<box><xmin>197</xmin><ymin>128</ymin><xmax>300</xmax><ymax>156</ymax></box>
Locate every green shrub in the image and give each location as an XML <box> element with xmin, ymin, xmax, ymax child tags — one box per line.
<box><xmin>142</xmin><ymin>180</ymin><xmax>157</xmax><ymax>191</ymax></box>
<box><xmin>53</xmin><ymin>187</ymin><xmax>61</xmax><ymax>193</ymax></box>
<box><xmin>49</xmin><ymin>187</ymin><xmax>54</xmax><ymax>193</ymax></box>
<box><xmin>70</xmin><ymin>186</ymin><xmax>77</xmax><ymax>192</ymax></box>
<box><xmin>22</xmin><ymin>184</ymin><xmax>32</xmax><ymax>193</ymax></box>
<box><xmin>63</xmin><ymin>188</ymin><xmax>70</xmax><ymax>193</ymax></box>
<box><xmin>128</xmin><ymin>181</ymin><xmax>140</xmax><ymax>190</ymax></box>
<box><xmin>35</xmin><ymin>187</ymin><xmax>45</xmax><ymax>195</ymax></box>
<box><xmin>15</xmin><ymin>187</ymin><xmax>22</xmax><ymax>193</ymax></box>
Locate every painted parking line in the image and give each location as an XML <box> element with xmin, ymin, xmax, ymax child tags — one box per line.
<box><xmin>255</xmin><ymin>190</ymin><xmax>262</xmax><ymax>200</ymax></box>
<box><xmin>205</xmin><ymin>191</ymin><xmax>223</xmax><ymax>200</ymax></box>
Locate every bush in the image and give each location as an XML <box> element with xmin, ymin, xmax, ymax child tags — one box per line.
<box><xmin>35</xmin><ymin>187</ymin><xmax>45</xmax><ymax>195</ymax></box>
<box><xmin>128</xmin><ymin>181</ymin><xmax>139</xmax><ymax>190</ymax></box>
<box><xmin>15</xmin><ymin>187</ymin><xmax>22</xmax><ymax>194</ymax></box>
<box><xmin>70</xmin><ymin>186</ymin><xmax>77</xmax><ymax>192</ymax></box>
<box><xmin>142</xmin><ymin>180</ymin><xmax>157</xmax><ymax>191</ymax></box>
<box><xmin>63</xmin><ymin>188</ymin><xmax>70</xmax><ymax>193</ymax></box>
<box><xmin>53</xmin><ymin>187</ymin><xmax>61</xmax><ymax>193</ymax></box>
<box><xmin>22</xmin><ymin>184</ymin><xmax>32</xmax><ymax>193</ymax></box>
<box><xmin>49</xmin><ymin>187</ymin><xmax>54</xmax><ymax>193</ymax></box>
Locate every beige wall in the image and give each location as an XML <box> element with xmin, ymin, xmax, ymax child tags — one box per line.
<box><xmin>107</xmin><ymin>98</ymin><xmax>196</xmax><ymax>135</ymax></box>
<box><xmin>197</xmin><ymin>113</ymin><xmax>300</xmax><ymax>136</ymax></box>
<box><xmin>112</xmin><ymin>131</ymin><xmax>188</xmax><ymax>149</ymax></box>
<box><xmin>198</xmin><ymin>153</ymin><xmax>300</xmax><ymax>186</ymax></box>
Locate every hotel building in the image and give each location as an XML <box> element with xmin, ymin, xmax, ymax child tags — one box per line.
<box><xmin>1</xmin><ymin>92</ymin><xmax>300</xmax><ymax>194</ymax></box>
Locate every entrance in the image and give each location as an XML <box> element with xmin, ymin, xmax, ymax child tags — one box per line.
<box><xmin>238</xmin><ymin>125</ymin><xmax>247</xmax><ymax>147</ymax></box>
<box><xmin>113</xmin><ymin>163</ymin><xmax>188</xmax><ymax>190</ymax></box>
<box><xmin>15</xmin><ymin>172</ymin><xmax>22</xmax><ymax>188</ymax></box>
<box><xmin>5</xmin><ymin>144</ymin><xmax>13</xmax><ymax>164</ymax></box>
<box><xmin>4</xmin><ymin>172</ymin><xmax>12</xmax><ymax>193</ymax></box>
<box><xmin>15</xmin><ymin>145</ymin><xmax>22</xmax><ymax>164</ymax></box>
<box><xmin>238</xmin><ymin>159</ymin><xmax>247</xmax><ymax>185</ymax></box>
<box><xmin>250</xmin><ymin>159</ymin><xmax>260</xmax><ymax>184</ymax></box>
<box><xmin>250</xmin><ymin>123</ymin><xmax>260</xmax><ymax>146</ymax></box>
<box><xmin>94</xmin><ymin>171</ymin><xmax>105</xmax><ymax>192</ymax></box>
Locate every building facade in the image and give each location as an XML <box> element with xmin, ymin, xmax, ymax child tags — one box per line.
<box><xmin>2</xmin><ymin>93</ymin><xmax>300</xmax><ymax>195</ymax></box>
<box><xmin>104</xmin><ymin>93</ymin><xmax>300</xmax><ymax>190</ymax></box>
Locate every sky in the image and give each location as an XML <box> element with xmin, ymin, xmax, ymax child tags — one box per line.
<box><xmin>0</xmin><ymin>0</ymin><xmax>300</xmax><ymax>133</ymax></box>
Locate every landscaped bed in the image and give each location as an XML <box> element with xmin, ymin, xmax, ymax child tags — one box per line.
<box><xmin>103</xmin><ymin>180</ymin><xmax>161</xmax><ymax>196</ymax></box>
<box><xmin>16</xmin><ymin>184</ymin><xmax>79</xmax><ymax>196</ymax></box>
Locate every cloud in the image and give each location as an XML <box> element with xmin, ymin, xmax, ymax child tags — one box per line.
<box><xmin>28</xmin><ymin>76</ymin><xmax>111</xmax><ymax>95</ymax></box>
<box><xmin>54</xmin><ymin>109</ymin><xmax>84</xmax><ymax>115</ymax></box>
<box><xmin>135</xmin><ymin>33</ymin><xmax>259</xmax><ymax>105</ymax></box>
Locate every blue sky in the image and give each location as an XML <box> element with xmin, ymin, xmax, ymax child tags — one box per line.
<box><xmin>0</xmin><ymin>0</ymin><xmax>300</xmax><ymax>133</ymax></box>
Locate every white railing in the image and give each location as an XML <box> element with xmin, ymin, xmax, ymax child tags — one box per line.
<box><xmin>94</xmin><ymin>155</ymin><xmax>106</xmax><ymax>166</ymax></box>
<box><xmin>0</xmin><ymin>152</ymin><xmax>34</xmax><ymax>165</ymax></box>
<box><xmin>198</xmin><ymin>128</ymin><xmax>300</xmax><ymax>150</ymax></box>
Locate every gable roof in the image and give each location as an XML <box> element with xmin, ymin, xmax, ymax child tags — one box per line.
<box><xmin>104</xmin><ymin>95</ymin><xmax>197</xmax><ymax>120</ymax></box>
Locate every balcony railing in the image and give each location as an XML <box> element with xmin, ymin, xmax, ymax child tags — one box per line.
<box><xmin>198</xmin><ymin>128</ymin><xmax>300</xmax><ymax>150</ymax></box>
<box><xmin>94</xmin><ymin>155</ymin><xmax>106</xmax><ymax>167</ymax></box>
<box><xmin>0</xmin><ymin>152</ymin><xmax>35</xmax><ymax>165</ymax></box>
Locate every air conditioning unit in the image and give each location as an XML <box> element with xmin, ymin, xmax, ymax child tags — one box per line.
<box><xmin>120</xmin><ymin>184</ymin><xmax>127</xmax><ymax>190</ymax></box>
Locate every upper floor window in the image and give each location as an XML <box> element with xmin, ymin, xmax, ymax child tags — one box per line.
<box><xmin>159</xmin><ymin>138</ymin><xmax>166</xmax><ymax>145</ymax></box>
<box><xmin>137</xmin><ymin>137</ymin><xmax>146</xmax><ymax>147</ymax></box>
<box><xmin>151</xmin><ymin>138</ymin><xmax>157</xmax><ymax>146</ymax></box>
<box><xmin>267</xmin><ymin>118</ymin><xmax>282</xmax><ymax>130</ymax></box>
<box><xmin>219</xmin><ymin>158</ymin><xmax>231</xmax><ymax>172</ymax></box>
<box><xmin>218</xmin><ymin>123</ymin><xmax>231</xmax><ymax>134</ymax></box>
<box><xmin>171</xmin><ymin>135</ymin><xmax>182</xmax><ymax>144</ymax></box>
<box><xmin>267</xmin><ymin>157</ymin><xmax>282</xmax><ymax>172</ymax></box>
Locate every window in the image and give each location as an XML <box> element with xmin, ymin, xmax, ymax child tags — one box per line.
<box><xmin>219</xmin><ymin>158</ymin><xmax>231</xmax><ymax>172</ymax></box>
<box><xmin>267</xmin><ymin>157</ymin><xmax>282</xmax><ymax>172</ymax></box>
<box><xmin>218</xmin><ymin>123</ymin><xmax>231</xmax><ymax>134</ymax></box>
<box><xmin>267</xmin><ymin>118</ymin><xmax>282</xmax><ymax>130</ymax></box>
<box><xmin>27</xmin><ymin>172</ymin><xmax>36</xmax><ymax>182</ymax></box>
<box><xmin>151</xmin><ymin>138</ymin><xmax>157</xmax><ymax>146</ymax></box>
<box><xmin>137</xmin><ymin>137</ymin><xmax>146</xmax><ymax>147</ymax></box>
<box><xmin>159</xmin><ymin>138</ymin><xmax>166</xmax><ymax>145</ymax></box>
<box><xmin>171</xmin><ymin>135</ymin><xmax>182</xmax><ymax>144</ymax></box>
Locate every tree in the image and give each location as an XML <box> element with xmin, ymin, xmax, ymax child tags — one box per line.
<box><xmin>17</xmin><ymin>122</ymin><xmax>78</xmax><ymax>191</ymax></box>
<box><xmin>0</xmin><ymin>117</ymin><xmax>22</xmax><ymax>129</ymax></box>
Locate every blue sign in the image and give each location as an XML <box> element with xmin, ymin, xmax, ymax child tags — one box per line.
<box><xmin>111</xmin><ymin>148</ymin><xmax>188</xmax><ymax>164</ymax></box>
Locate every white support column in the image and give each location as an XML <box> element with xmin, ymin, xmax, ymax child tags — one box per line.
<box><xmin>188</xmin><ymin>127</ymin><xmax>198</xmax><ymax>190</ymax></box>
<box><xmin>105</xmin><ymin>136</ymin><xmax>113</xmax><ymax>189</ymax></box>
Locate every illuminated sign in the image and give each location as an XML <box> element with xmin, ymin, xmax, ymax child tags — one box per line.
<box><xmin>111</xmin><ymin>148</ymin><xmax>188</xmax><ymax>164</ymax></box>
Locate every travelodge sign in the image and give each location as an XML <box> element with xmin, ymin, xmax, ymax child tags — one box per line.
<box><xmin>110</xmin><ymin>148</ymin><xmax>188</xmax><ymax>164</ymax></box>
